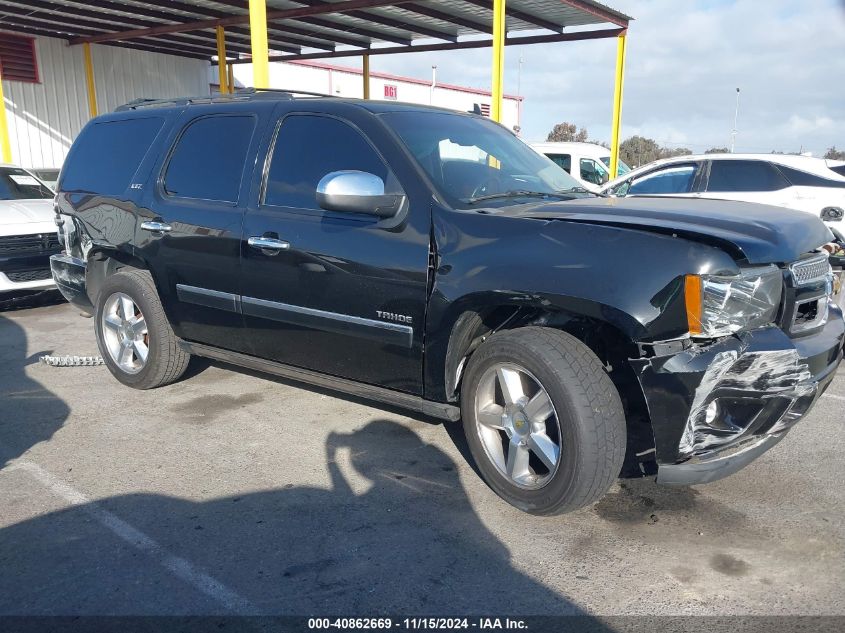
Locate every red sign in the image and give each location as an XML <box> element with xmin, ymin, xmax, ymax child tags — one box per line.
<box><xmin>384</xmin><ymin>84</ymin><xmax>398</xmax><ymax>100</ymax></box>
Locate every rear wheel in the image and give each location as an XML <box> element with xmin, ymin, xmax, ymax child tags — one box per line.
<box><xmin>460</xmin><ymin>327</ymin><xmax>626</xmax><ymax>515</ymax></box>
<box><xmin>95</xmin><ymin>270</ymin><xmax>189</xmax><ymax>389</ymax></box>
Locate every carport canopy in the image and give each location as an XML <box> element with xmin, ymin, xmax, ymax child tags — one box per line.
<box><xmin>0</xmin><ymin>0</ymin><xmax>633</xmax><ymax>175</ymax></box>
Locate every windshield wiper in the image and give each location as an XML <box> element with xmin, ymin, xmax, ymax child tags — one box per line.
<box><xmin>557</xmin><ymin>186</ymin><xmax>608</xmax><ymax>197</ymax></box>
<box><xmin>467</xmin><ymin>190</ymin><xmax>573</xmax><ymax>204</ymax></box>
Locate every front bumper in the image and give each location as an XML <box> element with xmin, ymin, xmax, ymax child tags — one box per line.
<box><xmin>50</xmin><ymin>253</ymin><xmax>93</xmax><ymax>312</ymax></box>
<box><xmin>632</xmin><ymin>310</ymin><xmax>844</xmax><ymax>485</ymax></box>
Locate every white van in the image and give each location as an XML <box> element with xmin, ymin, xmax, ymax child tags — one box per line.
<box><xmin>530</xmin><ymin>141</ymin><xmax>631</xmax><ymax>192</ymax></box>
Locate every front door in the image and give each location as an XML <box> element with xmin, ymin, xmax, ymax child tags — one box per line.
<box><xmin>239</xmin><ymin>110</ymin><xmax>431</xmax><ymax>395</ymax></box>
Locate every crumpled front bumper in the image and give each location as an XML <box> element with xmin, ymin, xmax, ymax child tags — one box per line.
<box><xmin>50</xmin><ymin>253</ymin><xmax>93</xmax><ymax>312</ymax></box>
<box><xmin>631</xmin><ymin>310</ymin><xmax>844</xmax><ymax>485</ymax></box>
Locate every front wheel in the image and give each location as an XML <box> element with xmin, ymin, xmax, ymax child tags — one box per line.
<box><xmin>460</xmin><ymin>327</ymin><xmax>626</xmax><ymax>515</ymax></box>
<box><xmin>95</xmin><ymin>269</ymin><xmax>190</xmax><ymax>389</ymax></box>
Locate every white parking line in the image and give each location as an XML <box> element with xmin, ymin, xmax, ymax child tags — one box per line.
<box><xmin>7</xmin><ymin>461</ymin><xmax>260</xmax><ymax>615</ymax></box>
<box><xmin>823</xmin><ymin>393</ymin><xmax>845</xmax><ymax>402</ymax></box>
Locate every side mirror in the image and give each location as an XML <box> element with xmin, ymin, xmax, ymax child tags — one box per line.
<box><xmin>316</xmin><ymin>170</ymin><xmax>404</xmax><ymax>218</ymax></box>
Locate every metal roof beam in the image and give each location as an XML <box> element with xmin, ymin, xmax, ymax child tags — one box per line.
<box><xmin>291</xmin><ymin>1</ymin><xmax>457</xmax><ymax>42</ymax></box>
<box><xmin>68</xmin><ymin>0</ymin><xmax>419</xmax><ymax>45</ymax></box>
<box><xmin>232</xmin><ymin>26</ymin><xmax>626</xmax><ymax>63</ymax></box>
<box><xmin>294</xmin><ymin>16</ymin><xmax>411</xmax><ymax>46</ymax></box>
<box><xmin>0</xmin><ymin>6</ymin><xmax>300</xmax><ymax>55</ymax></box>
<box><xmin>557</xmin><ymin>0</ymin><xmax>629</xmax><ymax>28</ymax></box>
<box><xmin>398</xmin><ymin>4</ymin><xmax>491</xmax><ymax>33</ymax></box>
<box><xmin>461</xmin><ymin>0</ymin><xmax>564</xmax><ymax>33</ymax></box>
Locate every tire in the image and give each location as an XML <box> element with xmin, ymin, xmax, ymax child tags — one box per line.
<box><xmin>460</xmin><ymin>326</ymin><xmax>626</xmax><ymax>515</ymax></box>
<box><xmin>94</xmin><ymin>269</ymin><xmax>190</xmax><ymax>389</ymax></box>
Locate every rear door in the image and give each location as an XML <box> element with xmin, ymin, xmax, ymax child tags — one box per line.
<box><xmin>239</xmin><ymin>105</ymin><xmax>431</xmax><ymax>395</ymax></box>
<box><xmin>703</xmin><ymin>159</ymin><xmax>792</xmax><ymax>207</ymax></box>
<box><xmin>137</xmin><ymin>103</ymin><xmax>269</xmax><ymax>353</ymax></box>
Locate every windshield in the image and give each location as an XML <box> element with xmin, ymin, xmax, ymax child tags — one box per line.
<box><xmin>382</xmin><ymin>112</ymin><xmax>583</xmax><ymax>208</ymax></box>
<box><xmin>0</xmin><ymin>167</ymin><xmax>53</xmax><ymax>200</ymax></box>
<box><xmin>600</xmin><ymin>156</ymin><xmax>631</xmax><ymax>174</ymax></box>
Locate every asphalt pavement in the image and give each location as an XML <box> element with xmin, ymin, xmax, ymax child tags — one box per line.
<box><xmin>0</xmin><ymin>297</ymin><xmax>843</xmax><ymax>616</ymax></box>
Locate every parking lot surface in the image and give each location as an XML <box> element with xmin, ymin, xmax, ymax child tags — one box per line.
<box><xmin>1</xmin><ymin>298</ymin><xmax>843</xmax><ymax>616</ymax></box>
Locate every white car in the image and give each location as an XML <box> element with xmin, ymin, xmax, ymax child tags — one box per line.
<box><xmin>0</xmin><ymin>164</ymin><xmax>59</xmax><ymax>296</ymax></box>
<box><xmin>530</xmin><ymin>141</ymin><xmax>632</xmax><ymax>192</ymax></box>
<box><xmin>600</xmin><ymin>153</ymin><xmax>845</xmax><ymax>240</ymax></box>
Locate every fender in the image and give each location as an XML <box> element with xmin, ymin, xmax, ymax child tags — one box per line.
<box><xmin>423</xmin><ymin>205</ymin><xmax>740</xmax><ymax>402</ymax></box>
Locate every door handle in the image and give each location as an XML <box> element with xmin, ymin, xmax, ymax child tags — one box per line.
<box><xmin>248</xmin><ymin>236</ymin><xmax>290</xmax><ymax>252</ymax></box>
<box><xmin>140</xmin><ymin>221</ymin><xmax>172</xmax><ymax>233</ymax></box>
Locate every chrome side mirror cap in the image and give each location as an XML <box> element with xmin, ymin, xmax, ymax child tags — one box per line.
<box><xmin>316</xmin><ymin>170</ymin><xmax>404</xmax><ymax>218</ymax></box>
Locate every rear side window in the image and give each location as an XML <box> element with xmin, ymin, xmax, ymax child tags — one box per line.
<box><xmin>264</xmin><ymin>115</ymin><xmax>388</xmax><ymax>210</ymax></box>
<box><xmin>164</xmin><ymin>115</ymin><xmax>256</xmax><ymax>203</ymax></box>
<box><xmin>707</xmin><ymin>160</ymin><xmax>789</xmax><ymax>192</ymax></box>
<box><xmin>61</xmin><ymin>117</ymin><xmax>163</xmax><ymax>195</ymax></box>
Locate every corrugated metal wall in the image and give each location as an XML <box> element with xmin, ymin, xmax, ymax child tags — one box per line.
<box><xmin>2</xmin><ymin>35</ymin><xmax>209</xmax><ymax>169</ymax></box>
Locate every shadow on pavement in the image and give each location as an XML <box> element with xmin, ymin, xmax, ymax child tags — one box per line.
<box><xmin>0</xmin><ymin>418</ymin><xmax>601</xmax><ymax>618</ymax></box>
<box><xmin>0</xmin><ymin>312</ymin><xmax>69</xmax><ymax>469</ymax></box>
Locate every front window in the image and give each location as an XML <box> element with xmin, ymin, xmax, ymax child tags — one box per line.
<box><xmin>0</xmin><ymin>167</ymin><xmax>53</xmax><ymax>200</ymax></box>
<box><xmin>579</xmin><ymin>158</ymin><xmax>609</xmax><ymax>186</ymax></box>
<box><xmin>383</xmin><ymin>112</ymin><xmax>583</xmax><ymax>208</ymax></box>
<box><xmin>627</xmin><ymin>164</ymin><xmax>697</xmax><ymax>195</ymax></box>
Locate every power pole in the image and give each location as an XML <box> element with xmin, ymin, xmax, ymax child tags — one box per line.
<box><xmin>730</xmin><ymin>87</ymin><xmax>740</xmax><ymax>153</ymax></box>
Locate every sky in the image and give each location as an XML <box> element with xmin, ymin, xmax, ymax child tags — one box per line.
<box><xmin>365</xmin><ymin>0</ymin><xmax>845</xmax><ymax>156</ymax></box>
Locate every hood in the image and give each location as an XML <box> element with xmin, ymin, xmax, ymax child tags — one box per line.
<box><xmin>0</xmin><ymin>198</ymin><xmax>57</xmax><ymax>238</ymax></box>
<box><xmin>0</xmin><ymin>198</ymin><xmax>55</xmax><ymax>223</ymax></box>
<box><xmin>506</xmin><ymin>196</ymin><xmax>832</xmax><ymax>264</ymax></box>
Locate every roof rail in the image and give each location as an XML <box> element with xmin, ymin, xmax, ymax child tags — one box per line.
<box><xmin>115</xmin><ymin>87</ymin><xmax>336</xmax><ymax>111</ymax></box>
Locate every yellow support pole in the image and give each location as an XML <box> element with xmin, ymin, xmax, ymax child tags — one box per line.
<box><xmin>490</xmin><ymin>0</ymin><xmax>506</xmax><ymax>122</ymax></box>
<box><xmin>0</xmin><ymin>65</ymin><xmax>12</xmax><ymax>163</ymax></box>
<box><xmin>216</xmin><ymin>26</ymin><xmax>228</xmax><ymax>94</ymax></box>
<box><xmin>609</xmin><ymin>32</ymin><xmax>627</xmax><ymax>179</ymax></box>
<box><xmin>83</xmin><ymin>42</ymin><xmax>98</xmax><ymax>118</ymax></box>
<box><xmin>249</xmin><ymin>0</ymin><xmax>269</xmax><ymax>89</ymax></box>
<box><xmin>362</xmin><ymin>54</ymin><xmax>370</xmax><ymax>99</ymax></box>
<box><xmin>227</xmin><ymin>63</ymin><xmax>235</xmax><ymax>94</ymax></box>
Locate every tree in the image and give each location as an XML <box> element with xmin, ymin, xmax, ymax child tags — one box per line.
<box><xmin>619</xmin><ymin>135</ymin><xmax>663</xmax><ymax>167</ymax></box>
<box><xmin>824</xmin><ymin>146</ymin><xmax>845</xmax><ymax>161</ymax></box>
<box><xmin>705</xmin><ymin>147</ymin><xmax>729</xmax><ymax>154</ymax></box>
<box><xmin>546</xmin><ymin>122</ymin><xmax>588</xmax><ymax>143</ymax></box>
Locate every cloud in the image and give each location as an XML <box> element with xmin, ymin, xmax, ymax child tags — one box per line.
<box><xmin>367</xmin><ymin>0</ymin><xmax>845</xmax><ymax>156</ymax></box>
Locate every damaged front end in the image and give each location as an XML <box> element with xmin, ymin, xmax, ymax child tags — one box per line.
<box><xmin>630</xmin><ymin>256</ymin><xmax>844</xmax><ymax>486</ymax></box>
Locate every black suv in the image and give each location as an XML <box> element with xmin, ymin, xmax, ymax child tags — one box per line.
<box><xmin>51</xmin><ymin>91</ymin><xmax>844</xmax><ymax>515</ymax></box>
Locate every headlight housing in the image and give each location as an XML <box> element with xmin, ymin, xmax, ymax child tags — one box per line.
<box><xmin>685</xmin><ymin>265</ymin><xmax>783</xmax><ymax>338</ymax></box>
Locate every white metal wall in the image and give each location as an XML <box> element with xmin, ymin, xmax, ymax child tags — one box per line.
<box><xmin>223</xmin><ymin>61</ymin><xmax>523</xmax><ymax>134</ymax></box>
<box><xmin>2</xmin><ymin>35</ymin><xmax>209</xmax><ymax>169</ymax></box>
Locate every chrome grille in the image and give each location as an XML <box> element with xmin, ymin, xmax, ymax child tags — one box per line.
<box><xmin>789</xmin><ymin>255</ymin><xmax>831</xmax><ymax>286</ymax></box>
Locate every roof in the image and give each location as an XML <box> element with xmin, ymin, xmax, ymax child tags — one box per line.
<box><xmin>0</xmin><ymin>1</ymin><xmax>631</xmax><ymax>63</ymax></box>
<box><xmin>530</xmin><ymin>141</ymin><xmax>610</xmax><ymax>151</ymax></box>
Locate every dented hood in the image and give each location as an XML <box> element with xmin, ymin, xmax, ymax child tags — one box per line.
<box><xmin>507</xmin><ymin>196</ymin><xmax>832</xmax><ymax>264</ymax></box>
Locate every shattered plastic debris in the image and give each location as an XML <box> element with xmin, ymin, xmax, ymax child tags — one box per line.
<box><xmin>679</xmin><ymin>348</ymin><xmax>813</xmax><ymax>458</ymax></box>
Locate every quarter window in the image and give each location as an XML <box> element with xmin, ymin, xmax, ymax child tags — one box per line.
<box><xmin>164</xmin><ymin>115</ymin><xmax>256</xmax><ymax>203</ymax></box>
<box><xmin>264</xmin><ymin>115</ymin><xmax>388</xmax><ymax>210</ymax></box>
<box><xmin>61</xmin><ymin>117</ymin><xmax>164</xmax><ymax>195</ymax></box>
<box><xmin>707</xmin><ymin>160</ymin><xmax>789</xmax><ymax>192</ymax></box>
<box><xmin>629</xmin><ymin>164</ymin><xmax>697</xmax><ymax>195</ymax></box>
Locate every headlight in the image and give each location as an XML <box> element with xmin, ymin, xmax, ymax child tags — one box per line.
<box><xmin>685</xmin><ymin>265</ymin><xmax>783</xmax><ymax>338</ymax></box>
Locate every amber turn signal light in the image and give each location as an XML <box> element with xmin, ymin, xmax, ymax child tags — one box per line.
<box><xmin>685</xmin><ymin>275</ymin><xmax>703</xmax><ymax>336</ymax></box>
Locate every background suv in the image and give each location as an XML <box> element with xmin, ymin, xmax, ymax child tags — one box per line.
<box><xmin>601</xmin><ymin>153</ymin><xmax>845</xmax><ymax>239</ymax></box>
